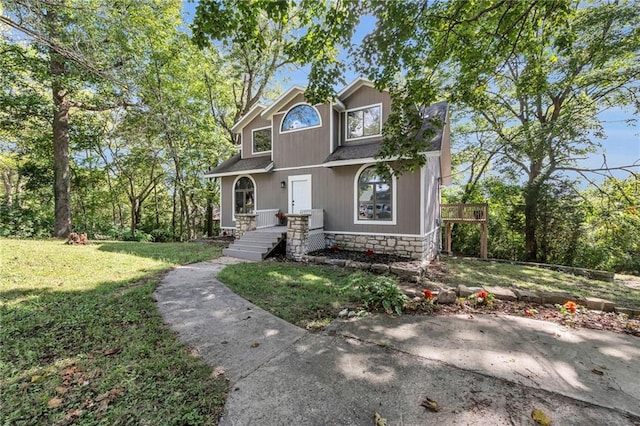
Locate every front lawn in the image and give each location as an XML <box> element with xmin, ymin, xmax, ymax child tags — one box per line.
<box><xmin>216</xmin><ymin>257</ymin><xmax>640</xmax><ymax>331</ymax></box>
<box><xmin>216</xmin><ymin>262</ymin><xmax>362</xmax><ymax>329</ymax></box>
<box><xmin>0</xmin><ymin>239</ymin><xmax>226</xmax><ymax>425</ymax></box>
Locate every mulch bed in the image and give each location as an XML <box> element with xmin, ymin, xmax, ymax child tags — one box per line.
<box><xmin>309</xmin><ymin>249</ymin><xmax>640</xmax><ymax>337</ymax></box>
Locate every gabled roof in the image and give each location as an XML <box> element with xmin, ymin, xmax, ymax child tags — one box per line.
<box><xmin>337</xmin><ymin>77</ymin><xmax>377</xmax><ymax>100</ymax></box>
<box><xmin>230</xmin><ymin>103</ymin><xmax>266</xmax><ymax>134</ymax></box>
<box><xmin>260</xmin><ymin>85</ymin><xmax>306</xmax><ymax>120</ymax></box>
<box><xmin>204</xmin><ymin>154</ymin><xmax>273</xmax><ymax>178</ymax></box>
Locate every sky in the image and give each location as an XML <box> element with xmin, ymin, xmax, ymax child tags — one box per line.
<box><xmin>181</xmin><ymin>1</ymin><xmax>639</xmax><ymax>180</ymax></box>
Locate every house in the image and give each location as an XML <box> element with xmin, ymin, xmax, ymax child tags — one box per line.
<box><xmin>205</xmin><ymin>78</ymin><xmax>451</xmax><ymax>261</ymax></box>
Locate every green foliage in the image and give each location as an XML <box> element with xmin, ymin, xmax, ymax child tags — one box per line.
<box><xmin>0</xmin><ymin>239</ymin><xmax>226</xmax><ymax>425</ymax></box>
<box><xmin>347</xmin><ymin>272</ymin><xmax>408</xmax><ymax>315</ymax></box>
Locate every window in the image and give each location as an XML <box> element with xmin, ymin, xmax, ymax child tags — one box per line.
<box><xmin>281</xmin><ymin>104</ymin><xmax>321</xmax><ymax>132</ymax></box>
<box><xmin>357</xmin><ymin>166</ymin><xmax>393</xmax><ymax>222</ymax></box>
<box><xmin>252</xmin><ymin>127</ymin><xmax>271</xmax><ymax>153</ymax></box>
<box><xmin>347</xmin><ymin>104</ymin><xmax>381</xmax><ymax>140</ymax></box>
<box><xmin>234</xmin><ymin>177</ymin><xmax>255</xmax><ymax>214</ymax></box>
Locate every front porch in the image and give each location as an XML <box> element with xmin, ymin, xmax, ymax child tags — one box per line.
<box><xmin>224</xmin><ymin>209</ymin><xmax>324</xmax><ymax>261</ymax></box>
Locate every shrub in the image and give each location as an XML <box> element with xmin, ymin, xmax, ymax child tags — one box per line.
<box><xmin>347</xmin><ymin>272</ymin><xmax>407</xmax><ymax>315</ymax></box>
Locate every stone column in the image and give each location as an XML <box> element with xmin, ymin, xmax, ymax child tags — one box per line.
<box><xmin>235</xmin><ymin>214</ymin><xmax>256</xmax><ymax>239</ymax></box>
<box><xmin>286</xmin><ymin>213</ymin><xmax>310</xmax><ymax>260</ymax></box>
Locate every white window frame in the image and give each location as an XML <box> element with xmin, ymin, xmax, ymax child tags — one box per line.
<box><xmin>232</xmin><ymin>175</ymin><xmax>257</xmax><ymax>221</ymax></box>
<box><xmin>353</xmin><ymin>163</ymin><xmax>397</xmax><ymax>225</ymax></box>
<box><xmin>345</xmin><ymin>103</ymin><xmax>383</xmax><ymax>142</ymax></box>
<box><xmin>280</xmin><ymin>102</ymin><xmax>322</xmax><ymax>134</ymax></box>
<box><xmin>251</xmin><ymin>126</ymin><xmax>272</xmax><ymax>155</ymax></box>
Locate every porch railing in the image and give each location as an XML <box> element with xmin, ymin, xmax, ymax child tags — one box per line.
<box><xmin>301</xmin><ymin>209</ymin><xmax>324</xmax><ymax>230</ymax></box>
<box><xmin>441</xmin><ymin>203</ymin><xmax>488</xmax><ymax>223</ymax></box>
<box><xmin>255</xmin><ymin>209</ymin><xmax>279</xmax><ymax>229</ymax></box>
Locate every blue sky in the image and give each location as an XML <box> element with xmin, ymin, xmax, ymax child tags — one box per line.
<box><xmin>181</xmin><ymin>1</ymin><xmax>639</xmax><ymax>178</ymax></box>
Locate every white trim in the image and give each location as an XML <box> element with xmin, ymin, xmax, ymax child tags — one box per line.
<box><xmin>231</xmin><ymin>175</ymin><xmax>257</xmax><ymax>222</ymax></box>
<box><xmin>251</xmin><ymin>126</ymin><xmax>272</xmax><ymax>155</ymax></box>
<box><xmin>261</xmin><ymin>85</ymin><xmax>306</xmax><ymax>119</ymax></box>
<box><xmin>329</xmin><ymin>101</ymin><xmax>334</xmax><ymax>154</ymax></box>
<box><xmin>279</xmin><ymin>103</ymin><xmax>323</xmax><ymax>134</ymax></box>
<box><xmin>345</xmin><ymin>103</ymin><xmax>383</xmax><ymax>141</ymax></box>
<box><xmin>337</xmin><ymin>77</ymin><xmax>376</xmax><ymax>99</ymax></box>
<box><xmin>420</xmin><ymin>165</ymin><xmax>425</xmax><ymax>236</ymax></box>
<box><xmin>287</xmin><ymin>174</ymin><xmax>312</xmax><ymax>214</ymax></box>
<box><xmin>323</xmin><ymin>150</ymin><xmax>441</xmax><ymax>168</ymax></box>
<box><xmin>231</xmin><ymin>103</ymin><xmax>266</xmax><ymax>133</ymax></box>
<box><xmin>353</xmin><ymin>163</ymin><xmax>397</xmax><ymax>226</ymax></box>
<box><xmin>324</xmin><ymin>230</ymin><xmax>422</xmax><ymax>238</ymax></box>
<box><xmin>333</xmin><ymin>98</ymin><xmax>345</xmax><ymax>112</ymax></box>
<box><xmin>204</xmin><ymin>164</ymin><xmax>273</xmax><ymax>178</ymax></box>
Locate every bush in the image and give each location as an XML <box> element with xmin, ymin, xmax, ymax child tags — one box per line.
<box><xmin>150</xmin><ymin>228</ymin><xmax>175</xmax><ymax>242</ymax></box>
<box><xmin>347</xmin><ymin>272</ymin><xmax>407</xmax><ymax>315</ymax></box>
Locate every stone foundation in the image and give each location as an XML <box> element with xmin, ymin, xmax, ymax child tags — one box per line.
<box><xmin>324</xmin><ymin>232</ymin><xmax>440</xmax><ymax>261</ymax></box>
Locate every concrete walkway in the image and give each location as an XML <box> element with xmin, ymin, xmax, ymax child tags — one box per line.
<box><xmin>155</xmin><ymin>258</ymin><xmax>640</xmax><ymax>425</ymax></box>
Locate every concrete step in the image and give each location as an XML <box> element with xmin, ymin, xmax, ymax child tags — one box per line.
<box><xmin>222</xmin><ymin>248</ymin><xmax>265</xmax><ymax>261</ymax></box>
<box><xmin>231</xmin><ymin>242</ymin><xmax>276</xmax><ymax>251</ymax></box>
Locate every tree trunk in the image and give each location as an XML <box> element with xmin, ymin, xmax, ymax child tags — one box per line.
<box><xmin>524</xmin><ymin>183</ymin><xmax>539</xmax><ymax>262</ymax></box>
<box><xmin>51</xmin><ymin>55</ymin><xmax>72</xmax><ymax>238</ymax></box>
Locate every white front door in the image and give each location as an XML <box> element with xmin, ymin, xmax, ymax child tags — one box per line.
<box><xmin>288</xmin><ymin>174</ymin><xmax>312</xmax><ymax>214</ymax></box>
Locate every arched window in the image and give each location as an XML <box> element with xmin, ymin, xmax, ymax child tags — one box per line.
<box><xmin>281</xmin><ymin>104</ymin><xmax>321</xmax><ymax>132</ymax></box>
<box><xmin>234</xmin><ymin>177</ymin><xmax>255</xmax><ymax>214</ymax></box>
<box><xmin>356</xmin><ymin>166</ymin><xmax>394</xmax><ymax>222</ymax></box>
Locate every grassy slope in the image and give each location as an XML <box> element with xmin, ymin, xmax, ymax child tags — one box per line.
<box><xmin>0</xmin><ymin>240</ymin><xmax>225</xmax><ymax>425</ymax></box>
<box><xmin>216</xmin><ymin>262</ymin><xmax>362</xmax><ymax>329</ymax></box>
<box><xmin>441</xmin><ymin>257</ymin><xmax>640</xmax><ymax>308</ymax></box>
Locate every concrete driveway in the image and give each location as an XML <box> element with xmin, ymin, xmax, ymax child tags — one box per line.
<box><xmin>154</xmin><ymin>258</ymin><xmax>640</xmax><ymax>425</ymax></box>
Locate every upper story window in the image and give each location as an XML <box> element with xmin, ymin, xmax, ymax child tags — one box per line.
<box><xmin>281</xmin><ymin>104</ymin><xmax>321</xmax><ymax>132</ymax></box>
<box><xmin>356</xmin><ymin>165</ymin><xmax>395</xmax><ymax>224</ymax></box>
<box><xmin>252</xmin><ymin>127</ymin><xmax>271</xmax><ymax>154</ymax></box>
<box><xmin>347</xmin><ymin>104</ymin><xmax>382</xmax><ymax>140</ymax></box>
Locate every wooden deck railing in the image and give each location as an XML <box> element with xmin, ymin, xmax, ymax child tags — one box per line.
<box><xmin>441</xmin><ymin>203</ymin><xmax>488</xmax><ymax>223</ymax></box>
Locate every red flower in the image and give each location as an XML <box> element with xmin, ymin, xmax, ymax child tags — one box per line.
<box><xmin>330</xmin><ymin>245</ymin><xmax>339</xmax><ymax>252</ymax></box>
<box><xmin>477</xmin><ymin>290</ymin><xmax>488</xmax><ymax>300</ymax></box>
<box><xmin>366</xmin><ymin>249</ymin><xmax>375</xmax><ymax>256</ymax></box>
<box><xmin>563</xmin><ymin>301</ymin><xmax>577</xmax><ymax>314</ymax></box>
<box><xmin>423</xmin><ymin>289</ymin><xmax>434</xmax><ymax>300</ymax></box>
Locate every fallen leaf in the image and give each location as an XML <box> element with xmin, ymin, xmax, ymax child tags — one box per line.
<box><xmin>65</xmin><ymin>408</ymin><xmax>83</xmax><ymax>419</ymax></box>
<box><xmin>250</xmin><ymin>342</ymin><xmax>260</xmax><ymax>348</ymax></box>
<box><xmin>421</xmin><ymin>397</ymin><xmax>440</xmax><ymax>412</ymax></box>
<box><xmin>109</xmin><ymin>387</ymin><xmax>125</xmax><ymax>397</ymax></box>
<box><xmin>31</xmin><ymin>375</ymin><xmax>43</xmax><ymax>383</ymax></box>
<box><xmin>373</xmin><ymin>411</ymin><xmax>387</xmax><ymax>426</ymax></box>
<box><xmin>591</xmin><ymin>369</ymin><xmax>604</xmax><ymax>376</ymax></box>
<box><xmin>47</xmin><ymin>397</ymin><xmax>63</xmax><ymax>408</ymax></box>
<box><xmin>103</xmin><ymin>348</ymin><xmax>121</xmax><ymax>356</ymax></box>
<box><xmin>531</xmin><ymin>408</ymin><xmax>552</xmax><ymax>425</ymax></box>
<box><xmin>95</xmin><ymin>392</ymin><xmax>110</xmax><ymax>402</ymax></box>
<box><xmin>55</xmin><ymin>386</ymin><xmax>69</xmax><ymax>394</ymax></box>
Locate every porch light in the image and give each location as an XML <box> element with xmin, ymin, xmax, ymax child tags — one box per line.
<box><xmin>280</xmin><ymin>181</ymin><xmax>286</xmax><ymax>189</ymax></box>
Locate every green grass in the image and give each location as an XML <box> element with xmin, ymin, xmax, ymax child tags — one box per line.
<box><xmin>216</xmin><ymin>262</ymin><xmax>363</xmax><ymax>329</ymax></box>
<box><xmin>440</xmin><ymin>257</ymin><xmax>640</xmax><ymax>308</ymax></box>
<box><xmin>0</xmin><ymin>239</ymin><xmax>225</xmax><ymax>425</ymax></box>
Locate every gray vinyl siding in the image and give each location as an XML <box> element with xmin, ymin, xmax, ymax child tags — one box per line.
<box><xmin>272</xmin><ymin>94</ymin><xmax>331</xmax><ymax>168</ymax></box>
<box><xmin>423</xmin><ymin>157</ymin><xmax>441</xmax><ymax>235</ymax></box>
<box><xmin>241</xmin><ymin>115</ymin><xmax>272</xmax><ymax>159</ymax></box>
<box><xmin>341</xmin><ymin>87</ymin><xmax>392</xmax><ymax>145</ymax></box>
<box><xmin>220</xmin><ymin>166</ymin><xmax>422</xmax><ymax>235</ymax></box>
